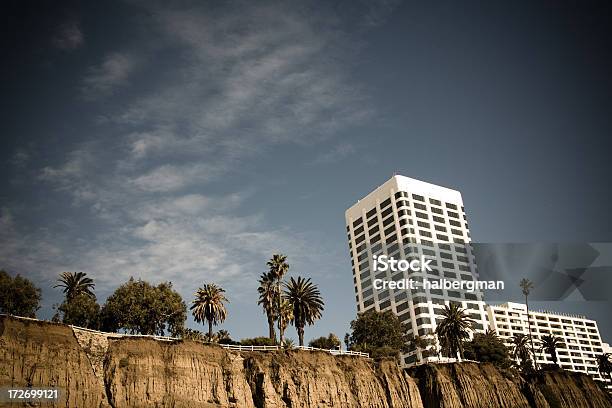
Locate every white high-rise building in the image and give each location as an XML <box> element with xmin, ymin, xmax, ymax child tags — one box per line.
<box><xmin>487</xmin><ymin>302</ymin><xmax>609</xmax><ymax>385</ymax></box>
<box><xmin>345</xmin><ymin>175</ymin><xmax>488</xmax><ymax>366</ymax></box>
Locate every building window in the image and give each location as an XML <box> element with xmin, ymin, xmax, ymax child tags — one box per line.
<box><xmin>383</xmin><ymin>215</ymin><xmax>395</xmax><ymax>226</ymax></box>
<box><xmin>414</xmin><ymin>203</ymin><xmax>427</xmax><ymax>211</ymax></box>
<box><xmin>415</xmin><ymin>211</ymin><xmax>428</xmax><ymax>219</ymax></box>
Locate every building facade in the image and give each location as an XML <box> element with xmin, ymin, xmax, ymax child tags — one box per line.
<box><xmin>345</xmin><ymin>175</ymin><xmax>488</xmax><ymax>366</ymax></box>
<box><xmin>487</xmin><ymin>302</ymin><xmax>608</xmax><ymax>384</ymax></box>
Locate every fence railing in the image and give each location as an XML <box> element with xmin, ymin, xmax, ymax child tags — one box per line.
<box><xmin>295</xmin><ymin>345</ymin><xmax>369</xmax><ymax>357</ymax></box>
<box><xmin>220</xmin><ymin>344</ymin><xmax>280</xmax><ymax>352</ymax></box>
<box><xmin>220</xmin><ymin>344</ymin><xmax>369</xmax><ymax>357</ymax></box>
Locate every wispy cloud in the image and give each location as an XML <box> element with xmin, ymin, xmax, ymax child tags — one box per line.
<box><xmin>311</xmin><ymin>142</ymin><xmax>357</xmax><ymax>165</ymax></box>
<box><xmin>11</xmin><ymin>149</ymin><xmax>30</xmax><ymax>168</ymax></box>
<box><xmin>52</xmin><ymin>20</ymin><xmax>84</xmax><ymax>50</ymax></box>
<box><xmin>3</xmin><ymin>0</ymin><xmax>395</xmax><ymax>317</ymax></box>
<box><xmin>81</xmin><ymin>52</ymin><xmax>139</xmax><ymax>99</ymax></box>
<box><xmin>130</xmin><ymin>163</ymin><xmax>226</xmax><ymax>192</ymax></box>
<box><xmin>109</xmin><ymin>1</ymin><xmax>370</xmax><ymax>162</ymax></box>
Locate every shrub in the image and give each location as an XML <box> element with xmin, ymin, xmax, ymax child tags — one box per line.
<box><xmin>309</xmin><ymin>333</ymin><xmax>341</xmax><ymax>349</ymax></box>
<box><xmin>240</xmin><ymin>337</ymin><xmax>277</xmax><ymax>346</ymax></box>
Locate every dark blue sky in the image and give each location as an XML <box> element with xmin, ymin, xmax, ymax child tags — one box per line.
<box><xmin>2</xmin><ymin>0</ymin><xmax>611</xmax><ymax>342</ymax></box>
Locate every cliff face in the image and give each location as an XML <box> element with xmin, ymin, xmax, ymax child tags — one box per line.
<box><xmin>104</xmin><ymin>338</ymin><xmax>255</xmax><ymax>407</ymax></box>
<box><xmin>241</xmin><ymin>349</ymin><xmax>422</xmax><ymax>408</ymax></box>
<box><xmin>408</xmin><ymin>362</ymin><xmax>612</xmax><ymax>408</ymax></box>
<box><xmin>1</xmin><ymin>316</ymin><xmax>611</xmax><ymax>408</ymax></box>
<box><xmin>0</xmin><ymin>316</ymin><xmax>107</xmax><ymax>407</ymax></box>
<box><xmin>409</xmin><ymin>363</ymin><xmax>533</xmax><ymax>408</ymax></box>
<box><xmin>527</xmin><ymin>370</ymin><xmax>612</xmax><ymax>408</ymax></box>
<box><xmin>104</xmin><ymin>338</ymin><xmax>422</xmax><ymax>408</ymax></box>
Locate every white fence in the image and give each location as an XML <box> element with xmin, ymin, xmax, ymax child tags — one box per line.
<box><xmin>221</xmin><ymin>343</ymin><xmax>369</xmax><ymax>357</ymax></box>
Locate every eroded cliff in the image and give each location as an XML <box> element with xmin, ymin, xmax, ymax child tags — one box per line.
<box><xmin>0</xmin><ymin>316</ymin><xmax>107</xmax><ymax>407</ymax></box>
<box><xmin>1</xmin><ymin>316</ymin><xmax>610</xmax><ymax>408</ymax></box>
<box><xmin>408</xmin><ymin>362</ymin><xmax>612</xmax><ymax>408</ymax></box>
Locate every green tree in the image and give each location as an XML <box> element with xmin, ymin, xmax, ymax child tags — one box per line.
<box><xmin>54</xmin><ymin>272</ymin><xmax>95</xmax><ymax>301</ymax></box>
<box><xmin>540</xmin><ymin>334</ymin><xmax>564</xmax><ymax>367</ymax></box>
<box><xmin>284</xmin><ymin>276</ymin><xmax>324</xmax><ymax>346</ymax></box>
<box><xmin>0</xmin><ymin>270</ymin><xmax>41</xmax><ymax>317</ymax></box>
<box><xmin>511</xmin><ymin>333</ymin><xmax>533</xmax><ymax>368</ymax></box>
<box><xmin>257</xmin><ymin>271</ymin><xmax>278</xmax><ymax>342</ymax></box>
<box><xmin>309</xmin><ymin>333</ymin><xmax>341</xmax><ymax>349</ymax></box>
<box><xmin>596</xmin><ymin>353</ymin><xmax>612</xmax><ymax>383</ymax></box>
<box><xmin>101</xmin><ymin>278</ymin><xmax>187</xmax><ymax>336</ymax></box>
<box><xmin>54</xmin><ymin>292</ymin><xmax>100</xmax><ymax>329</ymax></box>
<box><xmin>191</xmin><ymin>283</ymin><xmax>229</xmax><ymax>340</ymax></box>
<box><xmin>347</xmin><ymin>310</ymin><xmax>409</xmax><ymax>359</ymax></box>
<box><xmin>435</xmin><ymin>303</ymin><xmax>473</xmax><ymax>360</ymax></box>
<box><xmin>520</xmin><ymin>278</ymin><xmax>538</xmax><ymax>368</ymax></box>
<box><xmin>463</xmin><ymin>330</ymin><xmax>512</xmax><ymax>367</ymax></box>
<box><xmin>267</xmin><ymin>254</ymin><xmax>289</xmax><ymax>345</ymax></box>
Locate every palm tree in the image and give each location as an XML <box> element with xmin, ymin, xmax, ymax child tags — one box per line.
<box><xmin>257</xmin><ymin>271</ymin><xmax>279</xmax><ymax>342</ymax></box>
<box><xmin>596</xmin><ymin>353</ymin><xmax>612</xmax><ymax>383</ymax></box>
<box><xmin>540</xmin><ymin>335</ymin><xmax>564</xmax><ymax>367</ymax></box>
<box><xmin>267</xmin><ymin>254</ymin><xmax>289</xmax><ymax>345</ymax></box>
<box><xmin>191</xmin><ymin>283</ymin><xmax>229</xmax><ymax>340</ymax></box>
<box><xmin>520</xmin><ymin>278</ymin><xmax>538</xmax><ymax>369</ymax></box>
<box><xmin>278</xmin><ymin>297</ymin><xmax>293</xmax><ymax>345</ymax></box>
<box><xmin>284</xmin><ymin>276</ymin><xmax>324</xmax><ymax>346</ymax></box>
<box><xmin>54</xmin><ymin>272</ymin><xmax>95</xmax><ymax>301</ymax></box>
<box><xmin>484</xmin><ymin>328</ymin><xmax>500</xmax><ymax>342</ymax></box>
<box><xmin>511</xmin><ymin>333</ymin><xmax>532</xmax><ymax>366</ymax></box>
<box><xmin>435</xmin><ymin>303</ymin><xmax>473</xmax><ymax>360</ymax></box>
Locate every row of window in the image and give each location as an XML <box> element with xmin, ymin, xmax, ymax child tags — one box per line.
<box><xmin>492</xmin><ymin>310</ymin><xmax>597</xmax><ymax>328</ymax></box>
<box><xmin>349</xmin><ymin>192</ymin><xmax>468</xmax><ymax>236</ymax></box>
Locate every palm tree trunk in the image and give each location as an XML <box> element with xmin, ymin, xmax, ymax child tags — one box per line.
<box><xmin>277</xmin><ymin>279</ymin><xmax>283</xmax><ymax>346</ymax></box>
<box><xmin>267</xmin><ymin>314</ymin><xmax>276</xmax><ymax>341</ymax></box>
<box><xmin>208</xmin><ymin>320</ymin><xmax>213</xmax><ymax>340</ymax></box>
<box><xmin>298</xmin><ymin>326</ymin><xmax>304</xmax><ymax>346</ymax></box>
<box><xmin>525</xmin><ymin>295</ymin><xmax>538</xmax><ymax>369</ymax></box>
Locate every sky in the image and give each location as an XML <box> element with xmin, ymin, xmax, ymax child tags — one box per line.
<box><xmin>2</xmin><ymin>0</ymin><xmax>612</xmax><ymax>343</ymax></box>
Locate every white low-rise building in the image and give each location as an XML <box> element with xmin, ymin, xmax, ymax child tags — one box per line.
<box><xmin>487</xmin><ymin>302</ymin><xmax>608</xmax><ymax>385</ymax></box>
